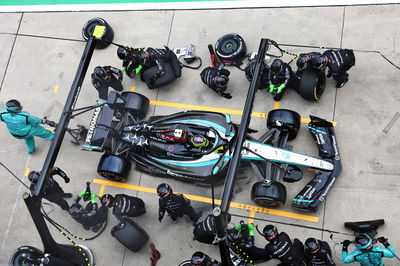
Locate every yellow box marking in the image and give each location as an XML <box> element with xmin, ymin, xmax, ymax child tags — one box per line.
<box><xmin>98</xmin><ymin>184</ymin><xmax>106</xmax><ymax>197</ymax></box>
<box><xmin>149</xmin><ymin>100</ymin><xmax>335</xmax><ymax>126</ymax></box>
<box><xmin>130</xmin><ymin>86</ymin><xmax>136</xmax><ymax>92</ymax></box>
<box><xmin>92</xmin><ymin>25</ymin><xmax>105</xmax><ymax>38</ymax></box>
<box><xmin>248</xmin><ymin>210</ymin><xmax>256</xmax><ymax>224</ymax></box>
<box><xmin>53</xmin><ymin>85</ymin><xmax>60</xmax><ymax>93</ymax></box>
<box><xmin>92</xmin><ymin>179</ymin><xmax>318</xmax><ymax>222</ymax></box>
<box><xmin>24</xmin><ymin>168</ymin><xmax>31</xmax><ymax>176</ymax></box>
<box><xmin>273</xmin><ymin>102</ymin><xmax>281</xmax><ymax>110</ymax></box>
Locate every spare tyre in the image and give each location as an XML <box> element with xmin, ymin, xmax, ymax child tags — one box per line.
<box><xmin>267</xmin><ymin>109</ymin><xmax>301</xmax><ymax>140</ymax></box>
<box><xmin>215</xmin><ymin>33</ymin><xmax>247</xmax><ymax>66</ymax></box>
<box><xmin>298</xmin><ymin>69</ymin><xmax>326</xmax><ymax>101</ymax></box>
<box><xmin>97</xmin><ymin>154</ymin><xmax>131</xmax><ymax>182</ymax></box>
<box><xmin>251</xmin><ymin>181</ymin><xmax>287</xmax><ymax>208</ymax></box>
<box><xmin>111</xmin><ymin>217</ymin><xmax>149</xmax><ymax>252</ymax></box>
<box><xmin>82</xmin><ymin>18</ymin><xmax>114</xmax><ymax>49</ymax></box>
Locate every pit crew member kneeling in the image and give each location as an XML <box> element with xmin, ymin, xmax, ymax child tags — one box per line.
<box><xmin>100</xmin><ymin>193</ymin><xmax>146</xmax><ymax>221</ymax></box>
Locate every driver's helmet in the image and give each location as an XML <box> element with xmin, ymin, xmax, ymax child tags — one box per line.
<box><xmin>214</xmin><ymin>75</ymin><xmax>229</xmax><ymax>89</ymax></box>
<box><xmin>190</xmin><ymin>251</ymin><xmax>206</xmax><ymax>266</ymax></box>
<box><xmin>296</xmin><ymin>55</ymin><xmax>309</xmax><ymax>71</ymax></box>
<box><xmin>69</xmin><ymin>203</ymin><xmax>83</xmax><ymax>218</ymax></box>
<box><xmin>305</xmin><ymin>238</ymin><xmax>320</xmax><ymax>254</ymax></box>
<box><xmin>263</xmin><ymin>224</ymin><xmax>278</xmax><ymax>242</ymax></box>
<box><xmin>157</xmin><ymin>183</ymin><xmax>173</xmax><ymax>198</ymax></box>
<box><xmin>312</xmin><ymin>55</ymin><xmax>328</xmax><ymax>70</ymax></box>
<box><xmin>94</xmin><ymin>66</ymin><xmax>108</xmax><ymax>80</ymax></box>
<box><xmin>270</xmin><ymin>59</ymin><xmax>284</xmax><ymax>76</ymax></box>
<box><xmin>28</xmin><ymin>171</ymin><xmax>40</xmax><ymax>184</ymax></box>
<box><xmin>191</xmin><ymin>135</ymin><xmax>209</xmax><ymax>148</ymax></box>
<box><xmin>5</xmin><ymin>99</ymin><xmax>22</xmax><ymax>113</ymax></box>
<box><xmin>100</xmin><ymin>194</ymin><xmax>115</xmax><ymax>207</ymax></box>
<box><xmin>355</xmin><ymin>234</ymin><xmax>373</xmax><ymax>250</ymax></box>
<box><xmin>117</xmin><ymin>46</ymin><xmax>129</xmax><ymax>60</ymax></box>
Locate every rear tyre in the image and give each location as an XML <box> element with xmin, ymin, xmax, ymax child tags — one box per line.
<box><xmin>121</xmin><ymin>92</ymin><xmax>150</xmax><ymax>120</ymax></box>
<box><xmin>97</xmin><ymin>154</ymin><xmax>131</xmax><ymax>182</ymax></box>
<box><xmin>298</xmin><ymin>70</ymin><xmax>326</xmax><ymax>101</ymax></box>
<box><xmin>267</xmin><ymin>109</ymin><xmax>301</xmax><ymax>140</ymax></box>
<box><xmin>251</xmin><ymin>181</ymin><xmax>287</xmax><ymax>207</ymax></box>
<box><xmin>82</xmin><ymin>18</ymin><xmax>114</xmax><ymax>49</ymax></box>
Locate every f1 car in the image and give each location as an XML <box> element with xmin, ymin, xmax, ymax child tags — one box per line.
<box><xmin>83</xmin><ymin>90</ymin><xmax>341</xmax><ymax>212</ymax></box>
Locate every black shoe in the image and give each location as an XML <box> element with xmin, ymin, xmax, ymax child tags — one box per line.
<box><xmin>336</xmin><ymin>77</ymin><xmax>348</xmax><ymax>88</ymax></box>
<box><xmin>91</xmin><ymin>224</ymin><xmax>102</xmax><ymax>233</ymax></box>
<box><xmin>63</xmin><ymin>193</ymin><xmax>73</xmax><ymax>198</ymax></box>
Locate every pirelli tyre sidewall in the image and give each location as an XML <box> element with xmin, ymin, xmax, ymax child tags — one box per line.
<box><xmin>298</xmin><ymin>69</ymin><xmax>326</xmax><ymax>101</ymax></box>
<box><xmin>215</xmin><ymin>33</ymin><xmax>247</xmax><ymax>64</ymax></box>
<box><xmin>251</xmin><ymin>181</ymin><xmax>287</xmax><ymax>208</ymax></box>
<box><xmin>267</xmin><ymin>109</ymin><xmax>301</xmax><ymax>140</ymax></box>
<box><xmin>97</xmin><ymin>153</ymin><xmax>131</xmax><ymax>182</ymax></box>
<box><xmin>82</xmin><ymin>17</ymin><xmax>114</xmax><ymax>49</ymax></box>
<box><xmin>120</xmin><ymin>92</ymin><xmax>150</xmax><ymax>120</ymax></box>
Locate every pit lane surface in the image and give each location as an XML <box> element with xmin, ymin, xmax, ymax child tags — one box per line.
<box><xmin>0</xmin><ymin>4</ymin><xmax>400</xmax><ymax>265</ymax></box>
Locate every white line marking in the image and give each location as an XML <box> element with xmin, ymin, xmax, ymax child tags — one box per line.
<box><xmin>0</xmin><ymin>0</ymin><xmax>399</xmax><ymax>12</ymax></box>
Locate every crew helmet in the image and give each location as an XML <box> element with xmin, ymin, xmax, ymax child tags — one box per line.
<box><xmin>355</xmin><ymin>234</ymin><xmax>373</xmax><ymax>250</ymax></box>
<box><xmin>270</xmin><ymin>59</ymin><xmax>284</xmax><ymax>75</ymax></box>
<box><xmin>263</xmin><ymin>224</ymin><xmax>278</xmax><ymax>242</ymax></box>
<box><xmin>312</xmin><ymin>55</ymin><xmax>328</xmax><ymax>70</ymax></box>
<box><xmin>214</xmin><ymin>76</ymin><xmax>229</xmax><ymax>88</ymax></box>
<box><xmin>157</xmin><ymin>183</ymin><xmax>172</xmax><ymax>198</ymax></box>
<box><xmin>305</xmin><ymin>238</ymin><xmax>320</xmax><ymax>253</ymax></box>
<box><xmin>28</xmin><ymin>171</ymin><xmax>40</xmax><ymax>184</ymax></box>
<box><xmin>94</xmin><ymin>66</ymin><xmax>107</xmax><ymax>79</ymax></box>
<box><xmin>117</xmin><ymin>46</ymin><xmax>129</xmax><ymax>60</ymax></box>
<box><xmin>191</xmin><ymin>251</ymin><xmax>206</xmax><ymax>266</ymax></box>
<box><xmin>100</xmin><ymin>194</ymin><xmax>115</xmax><ymax>207</ymax></box>
<box><xmin>5</xmin><ymin>99</ymin><xmax>22</xmax><ymax>113</ymax></box>
<box><xmin>296</xmin><ymin>56</ymin><xmax>309</xmax><ymax>71</ymax></box>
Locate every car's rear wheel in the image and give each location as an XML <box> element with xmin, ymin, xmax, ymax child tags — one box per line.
<box><xmin>267</xmin><ymin>109</ymin><xmax>301</xmax><ymax>140</ymax></box>
<box><xmin>97</xmin><ymin>154</ymin><xmax>131</xmax><ymax>182</ymax></box>
<box><xmin>298</xmin><ymin>69</ymin><xmax>326</xmax><ymax>101</ymax></box>
<box><xmin>251</xmin><ymin>181</ymin><xmax>287</xmax><ymax>207</ymax></box>
<box><xmin>120</xmin><ymin>92</ymin><xmax>150</xmax><ymax>120</ymax></box>
<box><xmin>82</xmin><ymin>18</ymin><xmax>114</xmax><ymax>49</ymax></box>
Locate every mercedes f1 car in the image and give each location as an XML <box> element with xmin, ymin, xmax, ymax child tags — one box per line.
<box><xmin>83</xmin><ymin>90</ymin><xmax>341</xmax><ymax>212</ymax></box>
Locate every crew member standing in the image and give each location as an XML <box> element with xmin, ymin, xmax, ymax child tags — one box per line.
<box><xmin>157</xmin><ymin>183</ymin><xmax>202</xmax><ymax>225</ymax></box>
<box><xmin>0</xmin><ymin>100</ymin><xmax>55</xmax><ymax>154</ymax></box>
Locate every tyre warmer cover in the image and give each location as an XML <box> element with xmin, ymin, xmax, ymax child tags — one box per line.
<box><xmin>292</xmin><ymin>116</ymin><xmax>342</xmax><ymax>212</ymax></box>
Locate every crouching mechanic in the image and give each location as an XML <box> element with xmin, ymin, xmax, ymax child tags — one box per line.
<box><xmin>263</xmin><ymin>224</ymin><xmax>305</xmax><ymax>266</ymax></box>
<box><xmin>117</xmin><ymin>46</ymin><xmax>182</xmax><ymax>85</ymax></box>
<box><xmin>342</xmin><ymin>235</ymin><xmax>397</xmax><ymax>266</ymax></box>
<box><xmin>304</xmin><ymin>237</ymin><xmax>335</xmax><ymax>266</ymax></box>
<box><xmin>100</xmin><ymin>193</ymin><xmax>146</xmax><ymax>221</ymax></box>
<box><xmin>0</xmin><ymin>100</ymin><xmax>55</xmax><ymax>154</ymax></box>
<box><xmin>28</xmin><ymin>167</ymin><xmax>72</xmax><ymax>211</ymax></box>
<box><xmin>323</xmin><ymin>49</ymin><xmax>355</xmax><ymax>88</ymax></box>
<box><xmin>69</xmin><ymin>186</ymin><xmax>107</xmax><ymax>232</ymax></box>
<box><xmin>267</xmin><ymin>59</ymin><xmax>299</xmax><ymax>101</ymax></box>
<box><xmin>296</xmin><ymin>52</ymin><xmax>328</xmax><ymax>74</ymax></box>
<box><xmin>157</xmin><ymin>183</ymin><xmax>202</xmax><ymax>225</ymax></box>
<box><xmin>200</xmin><ymin>64</ymin><xmax>231</xmax><ymax>99</ymax></box>
<box><xmin>91</xmin><ymin>66</ymin><xmax>123</xmax><ymax>100</ymax></box>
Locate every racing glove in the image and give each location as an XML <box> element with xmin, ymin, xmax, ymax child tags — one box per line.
<box><xmin>269</xmin><ymin>84</ymin><xmax>275</xmax><ymax>93</ymax></box>
<box><xmin>90</xmin><ymin>193</ymin><xmax>97</xmax><ymax>204</ymax></box>
<box><xmin>277</xmin><ymin>84</ymin><xmax>285</xmax><ymax>94</ymax></box>
<box><xmin>342</xmin><ymin>240</ymin><xmax>351</xmax><ymax>251</ymax></box>
<box><xmin>378</xmin><ymin>237</ymin><xmax>390</xmax><ymax>247</ymax></box>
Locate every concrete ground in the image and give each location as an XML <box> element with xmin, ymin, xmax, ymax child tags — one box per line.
<box><xmin>0</xmin><ymin>4</ymin><xmax>400</xmax><ymax>266</ymax></box>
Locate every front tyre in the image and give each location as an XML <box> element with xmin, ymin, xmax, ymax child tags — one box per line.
<box><xmin>121</xmin><ymin>92</ymin><xmax>150</xmax><ymax>120</ymax></box>
<box><xmin>97</xmin><ymin>154</ymin><xmax>131</xmax><ymax>182</ymax></box>
<box><xmin>267</xmin><ymin>109</ymin><xmax>301</xmax><ymax>140</ymax></box>
<box><xmin>251</xmin><ymin>181</ymin><xmax>287</xmax><ymax>208</ymax></box>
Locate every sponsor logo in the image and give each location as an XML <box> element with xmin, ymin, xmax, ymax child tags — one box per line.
<box><xmin>166</xmin><ymin>170</ymin><xmax>185</xmax><ymax>178</ymax></box>
<box><xmin>85</xmin><ymin>106</ymin><xmax>102</xmax><ymax>143</ymax></box>
<box><xmin>318</xmin><ymin>177</ymin><xmax>336</xmax><ymax>202</ymax></box>
<box><xmin>71</xmin><ymin>86</ymin><xmax>82</xmax><ymax>110</ymax></box>
<box><xmin>332</xmin><ymin>136</ymin><xmax>340</xmax><ymax>160</ymax></box>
